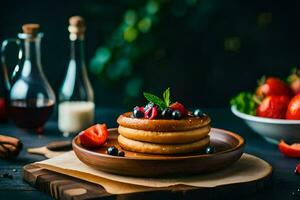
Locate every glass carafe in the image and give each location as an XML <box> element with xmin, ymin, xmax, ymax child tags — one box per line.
<box><xmin>58</xmin><ymin>16</ymin><xmax>94</xmax><ymax>137</ymax></box>
<box><xmin>1</xmin><ymin>24</ymin><xmax>56</xmax><ymax>133</ymax></box>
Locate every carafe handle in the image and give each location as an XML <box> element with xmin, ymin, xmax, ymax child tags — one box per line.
<box><xmin>1</xmin><ymin>39</ymin><xmax>22</xmax><ymax>93</ymax></box>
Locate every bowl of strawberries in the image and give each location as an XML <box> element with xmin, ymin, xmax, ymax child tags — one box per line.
<box><xmin>231</xmin><ymin>69</ymin><xmax>300</xmax><ymax>144</ymax></box>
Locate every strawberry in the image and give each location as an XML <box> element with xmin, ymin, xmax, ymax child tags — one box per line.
<box><xmin>287</xmin><ymin>68</ymin><xmax>300</xmax><ymax>95</ymax></box>
<box><xmin>0</xmin><ymin>98</ymin><xmax>7</xmax><ymax>122</ymax></box>
<box><xmin>256</xmin><ymin>95</ymin><xmax>290</xmax><ymax>119</ymax></box>
<box><xmin>79</xmin><ymin>124</ymin><xmax>108</xmax><ymax>148</ymax></box>
<box><xmin>295</xmin><ymin>164</ymin><xmax>300</xmax><ymax>174</ymax></box>
<box><xmin>290</xmin><ymin>81</ymin><xmax>300</xmax><ymax>95</ymax></box>
<box><xmin>145</xmin><ymin>106</ymin><xmax>158</xmax><ymax>119</ymax></box>
<box><xmin>169</xmin><ymin>102</ymin><xmax>187</xmax><ymax>116</ymax></box>
<box><xmin>278</xmin><ymin>140</ymin><xmax>300</xmax><ymax>158</ymax></box>
<box><xmin>256</xmin><ymin>77</ymin><xmax>293</xmax><ymax>98</ymax></box>
<box><xmin>286</xmin><ymin>94</ymin><xmax>300</xmax><ymax>119</ymax></box>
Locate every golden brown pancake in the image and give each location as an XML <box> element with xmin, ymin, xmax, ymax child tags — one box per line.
<box><xmin>117</xmin><ymin>112</ymin><xmax>211</xmax><ymax>132</ymax></box>
<box><xmin>118</xmin><ymin>125</ymin><xmax>210</xmax><ymax>144</ymax></box>
<box><xmin>118</xmin><ymin>135</ymin><xmax>210</xmax><ymax>154</ymax></box>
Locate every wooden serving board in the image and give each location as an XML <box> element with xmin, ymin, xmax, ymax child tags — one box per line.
<box><xmin>23</xmin><ymin>164</ymin><xmax>272</xmax><ymax>200</ymax></box>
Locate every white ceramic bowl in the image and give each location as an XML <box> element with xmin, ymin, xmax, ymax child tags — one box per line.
<box><xmin>231</xmin><ymin>106</ymin><xmax>300</xmax><ymax>144</ymax></box>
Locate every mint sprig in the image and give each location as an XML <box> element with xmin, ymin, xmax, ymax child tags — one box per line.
<box><xmin>163</xmin><ymin>87</ymin><xmax>170</xmax><ymax>107</ymax></box>
<box><xmin>143</xmin><ymin>92</ymin><xmax>166</xmax><ymax>109</ymax></box>
<box><xmin>143</xmin><ymin>88</ymin><xmax>171</xmax><ymax>110</ymax></box>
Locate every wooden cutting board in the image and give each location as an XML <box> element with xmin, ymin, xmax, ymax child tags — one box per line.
<box><xmin>23</xmin><ymin>164</ymin><xmax>272</xmax><ymax>200</ymax></box>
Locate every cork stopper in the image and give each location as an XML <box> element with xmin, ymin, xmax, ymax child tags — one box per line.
<box><xmin>68</xmin><ymin>16</ymin><xmax>86</xmax><ymax>39</ymax></box>
<box><xmin>69</xmin><ymin>16</ymin><xmax>85</xmax><ymax>28</ymax></box>
<box><xmin>22</xmin><ymin>24</ymin><xmax>40</xmax><ymax>36</ymax></box>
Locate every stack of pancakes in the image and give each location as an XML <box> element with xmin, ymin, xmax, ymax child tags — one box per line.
<box><xmin>117</xmin><ymin>112</ymin><xmax>211</xmax><ymax>154</ymax></box>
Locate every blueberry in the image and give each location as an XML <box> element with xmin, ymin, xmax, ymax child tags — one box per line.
<box><xmin>172</xmin><ymin>110</ymin><xmax>181</xmax><ymax>120</ymax></box>
<box><xmin>133</xmin><ymin>109</ymin><xmax>144</xmax><ymax>118</ymax></box>
<box><xmin>205</xmin><ymin>146</ymin><xmax>215</xmax><ymax>154</ymax></box>
<box><xmin>161</xmin><ymin>108</ymin><xmax>173</xmax><ymax>119</ymax></box>
<box><xmin>2</xmin><ymin>173</ymin><xmax>9</xmax><ymax>178</ymax></box>
<box><xmin>193</xmin><ymin>109</ymin><xmax>204</xmax><ymax>117</ymax></box>
<box><xmin>118</xmin><ymin>151</ymin><xmax>125</xmax><ymax>157</ymax></box>
<box><xmin>107</xmin><ymin>146</ymin><xmax>118</xmax><ymax>156</ymax></box>
<box><xmin>1</xmin><ymin>173</ymin><xmax>12</xmax><ymax>179</ymax></box>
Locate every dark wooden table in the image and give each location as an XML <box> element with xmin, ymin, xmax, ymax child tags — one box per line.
<box><xmin>0</xmin><ymin>108</ymin><xmax>299</xmax><ymax>200</ymax></box>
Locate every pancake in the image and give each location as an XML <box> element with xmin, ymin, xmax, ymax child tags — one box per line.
<box><xmin>118</xmin><ymin>125</ymin><xmax>210</xmax><ymax>144</ymax></box>
<box><xmin>117</xmin><ymin>112</ymin><xmax>211</xmax><ymax>132</ymax></box>
<box><xmin>118</xmin><ymin>135</ymin><xmax>210</xmax><ymax>154</ymax></box>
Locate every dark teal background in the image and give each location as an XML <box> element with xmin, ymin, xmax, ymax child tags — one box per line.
<box><xmin>0</xmin><ymin>0</ymin><xmax>299</xmax><ymax>108</ymax></box>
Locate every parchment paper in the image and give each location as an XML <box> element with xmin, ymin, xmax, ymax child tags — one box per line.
<box><xmin>35</xmin><ymin>151</ymin><xmax>271</xmax><ymax>194</ymax></box>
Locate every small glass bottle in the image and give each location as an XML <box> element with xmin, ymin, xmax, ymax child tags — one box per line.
<box><xmin>58</xmin><ymin>16</ymin><xmax>94</xmax><ymax>137</ymax></box>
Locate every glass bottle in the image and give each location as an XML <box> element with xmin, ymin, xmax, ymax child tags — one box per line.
<box><xmin>1</xmin><ymin>24</ymin><xmax>56</xmax><ymax>133</ymax></box>
<box><xmin>58</xmin><ymin>16</ymin><xmax>94</xmax><ymax>137</ymax></box>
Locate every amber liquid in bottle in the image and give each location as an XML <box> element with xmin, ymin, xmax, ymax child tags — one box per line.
<box><xmin>9</xmin><ymin>99</ymin><xmax>54</xmax><ymax>129</ymax></box>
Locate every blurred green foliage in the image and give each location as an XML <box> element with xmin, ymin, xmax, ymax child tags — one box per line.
<box><xmin>83</xmin><ymin>0</ymin><xmax>298</xmax><ymax>107</ymax></box>
<box><xmin>230</xmin><ymin>92</ymin><xmax>257</xmax><ymax>115</ymax></box>
<box><xmin>87</xmin><ymin>0</ymin><xmax>199</xmax><ymax>104</ymax></box>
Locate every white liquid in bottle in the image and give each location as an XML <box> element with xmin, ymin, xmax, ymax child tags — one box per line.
<box><xmin>59</xmin><ymin>17</ymin><xmax>94</xmax><ymax>137</ymax></box>
<box><xmin>58</xmin><ymin>101</ymin><xmax>95</xmax><ymax>136</ymax></box>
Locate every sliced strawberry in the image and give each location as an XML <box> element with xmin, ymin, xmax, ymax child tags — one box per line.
<box><xmin>169</xmin><ymin>102</ymin><xmax>187</xmax><ymax>116</ymax></box>
<box><xmin>256</xmin><ymin>95</ymin><xmax>290</xmax><ymax>119</ymax></box>
<box><xmin>79</xmin><ymin>124</ymin><xmax>108</xmax><ymax>148</ymax></box>
<box><xmin>145</xmin><ymin>106</ymin><xmax>158</xmax><ymax>119</ymax></box>
<box><xmin>278</xmin><ymin>140</ymin><xmax>300</xmax><ymax>158</ymax></box>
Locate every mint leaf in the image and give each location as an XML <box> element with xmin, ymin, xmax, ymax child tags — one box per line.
<box><xmin>163</xmin><ymin>87</ymin><xmax>170</xmax><ymax>107</ymax></box>
<box><xmin>143</xmin><ymin>92</ymin><xmax>166</xmax><ymax>110</ymax></box>
<box><xmin>230</xmin><ymin>92</ymin><xmax>257</xmax><ymax>115</ymax></box>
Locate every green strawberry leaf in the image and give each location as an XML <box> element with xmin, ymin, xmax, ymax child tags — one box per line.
<box><xmin>163</xmin><ymin>87</ymin><xmax>170</xmax><ymax>107</ymax></box>
<box><xmin>143</xmin><ymin>92</ymin><xmax>166</xmax><ymax>110</ymax></box>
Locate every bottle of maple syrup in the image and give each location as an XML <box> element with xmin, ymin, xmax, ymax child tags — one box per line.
<box><xmin>1</xmin><ymin>24</ymin><xmax>56</xmax><ymax>133</ymax></box>
<box><xmin>58</xmin><ymin>16</ymin><xmax>94</xmax><ymax>137</ymax></box>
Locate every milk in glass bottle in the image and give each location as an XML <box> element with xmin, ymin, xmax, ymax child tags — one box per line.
<box><xmin>58</xmin><ymin>16</ymin><xmax>94</xmax><ymax>137</ymax></box>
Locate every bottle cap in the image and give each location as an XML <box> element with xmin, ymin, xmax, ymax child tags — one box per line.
<box><xmin>68</xmin><ymin>16</ymin><xmax>86</xmax><ymax>39</ymax></box>
<box><xmin>69</xmin><ymin>16</ymin><xmax>85</xmax><ymax>28</ymax></box>
<box><xmin>22</xmin><ymin>24</ymin><xmax>40</xmax><ymax>36</ymax></box>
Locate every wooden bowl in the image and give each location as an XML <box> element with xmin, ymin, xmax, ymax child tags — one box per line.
<box><xmin>72</xmin><ymin>128</ymin><xmax>245</xmax><ymax>177</ymax></box>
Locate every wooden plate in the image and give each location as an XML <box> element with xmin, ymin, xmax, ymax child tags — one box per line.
<box><xmin>72</xmin><ymin>128</ymin><xmax>245</xmax><ymax>177</ymax></box>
